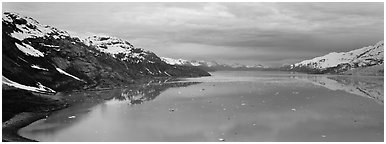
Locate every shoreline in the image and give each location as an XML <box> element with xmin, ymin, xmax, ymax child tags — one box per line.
<box><xmin>2</xmin><ymin>79</ymin><xmax>200</xmax><ymax>142</ymax></box>
<box><xmin>2</xmin><ymin>87</ymin><xmax>122</xmax><ymax>142</ymax></box>
<box><xmin>2</xmin><ymin>112</ymin><xmax>47</xmax><ymax>142</ymax></box>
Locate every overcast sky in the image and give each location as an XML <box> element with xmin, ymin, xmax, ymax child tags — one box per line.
<box><xmin>3</xmin><ymin>2</ymin><xmax>384</xmax><ymax>66</ymax></box>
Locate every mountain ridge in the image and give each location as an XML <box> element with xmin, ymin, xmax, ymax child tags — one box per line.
<box><xmin>2</xmin><ymin>12</ymin><xmax>210</xmax><ymax>93</ymax></box>
<box><xmin>160</xmin><ymin>57</ymin><xmax>267</xmax><ymax>71</ymax></box>
<box><xmin>282</xmin><ymin>41</ymin><xmax>384</xmax><ymax>75</ymax></box>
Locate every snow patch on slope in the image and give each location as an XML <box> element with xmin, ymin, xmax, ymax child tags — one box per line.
<box><xmin>56</xmin><ymin>68</ymin><xmax>82</xmax><ymax>81</ymax></box>
<box><xmin>40</xmin><ymin>43</ymin><xmax>59</xmax><ymax>48</ymax></box>
<box><xmin>31</xmin><ymin>65</ymin><xmax>48</xmax><ymax>71</ymax></box>
<box><xmin>15</xmin><ymin>43</ymin><xmax>44</xmax><ymax>57</ymax></box>
<box><xmin>2</xmin><ymin>76</ymin><xmax>56</xmax><ymax>93</ymax></box>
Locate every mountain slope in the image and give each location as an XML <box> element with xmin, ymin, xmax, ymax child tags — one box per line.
<box><xmin>285</xmin><ymin>41</ymin><xmax>384</xmax><ymax>75</ymax></box>
<box><xmin>2</xmin><ymin>12</ymin><xmax>210</xmax><ymax>93</ymax></box>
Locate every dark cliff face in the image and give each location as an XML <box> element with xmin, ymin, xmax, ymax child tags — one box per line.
<box><xmin>2</xmin><ymin>12</ymin><xmax>210</xmax><ymax>92</ymax></box>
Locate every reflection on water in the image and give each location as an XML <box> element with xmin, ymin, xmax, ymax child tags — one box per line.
<box><xmin>112</xmin><ymin>81</ymin><xmax>201</xmax><ymax>105</ymax></box>
<box><xmin>17</xmin><ymin>80</ymin><xmax>200</xmax><ymax>140</ymax></box>
<box><xmin>293</xmin><ymin>75</ymin><xmax>384</xmax><ymax>105</ymax></box>
<box><xmin>19</xmin><ymin>71</ymin><xmax>383</xmax><ymax>142</ymax></box>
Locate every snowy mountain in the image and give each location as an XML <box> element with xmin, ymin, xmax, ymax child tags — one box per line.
<box><xmin>285</xmin><ymin>41</ymin><xmax>384</xmax><ymax>75</ymax></box>
<box><xmin>83</xmin><ymin>35</ymin><xmax>152</xmax><ymax>63</ymax></box>
<box><xmin>161</xmin><ymin>57</ymin><xmax>217</xmax><ymax>67</ymax></box>
<box><xmin>3</xmin><ymin>12</ymin><xmax>70</xmax><ymax>41</ymax></box>
<box><xmin>2</xmin><ymin>12</ymin><xmax>210</xmax><ymax>93</ymax></box>
<box><xmin>161</xmin><ymin>57</ymin><xmax>267</xmax><ymax>71</ymax></box>
<box><xmin>160</xmin><ymin>57</ymin><xmax>191</xmax><ymax>66</ymax></box>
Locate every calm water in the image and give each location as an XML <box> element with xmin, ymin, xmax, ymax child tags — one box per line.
<box><xmin>19</xmin><ymin>71</ymin><xmax>384</xmax><ymax>142</ymax></box>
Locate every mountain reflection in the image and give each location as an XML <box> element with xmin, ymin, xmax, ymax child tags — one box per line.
<box><xmin>293</xmin><ymin>75</ymin><xmax>384</xmax><ymax>105</ymax></box>
<box><xmin>20</xmin><ymin>80</ymin><xmax>201</xmax><ymax>138</ymax></box>
<box><xmin>112</xmin><ymin>80</ymin><xmax>201</xmax><ymax>105</ymax></box>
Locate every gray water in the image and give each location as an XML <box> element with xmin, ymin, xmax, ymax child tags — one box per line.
<box><xmin>18</xmin><ymin>71</ymin><xmax>384</xmax><ymax>142</ymax></box>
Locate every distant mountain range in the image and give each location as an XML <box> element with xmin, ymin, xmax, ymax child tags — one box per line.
<box><xmin>160</xmin><ymin>57</ymin><xmax>267</xmax><ymax>71</ymax></box>
<box><xmin>161</xmin><ymin>40</ymin><xmax>384</xmax><ymax>76</ymax></box>
<box><xmin>281</xmin><ymin>41</ymin><xmax>384</xmax><ymax>76</ymax></box>
<box><xmin>2</xmin><ymin>12</ymin><xmax>210</xmax><ymax>93</ymax></box>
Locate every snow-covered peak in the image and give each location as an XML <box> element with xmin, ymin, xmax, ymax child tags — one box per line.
<box><xmin>3</xmin><ymin>12</ymin><xmax>70</xmax><ymax>41</ymax></box>
<box><xmin>189</xmin><ymin>60</ymin><xmax>206</xmax><ymax>67</ymax></box>
<box><xmin>161</xmin><ymin>57</ymin><xmax>216</xmax><ymax>67</ymax></box>
<box><xmin>160</xmin><ymin>57</ymin><xmax>190</xmax><ymax>65</ymax></box>
<box><xmin>293</xmin><ymin>41</ymin><xmax>384</xmax><ymax>69</ymax></box>
<box><xmin>246</xmin><ymin>64</ymin><xmax>265</xmax><ymax>68</ymax></box>
<box><xmin>204</xmin><ymin>61</ymin><xmax>219</xmax><ymax>67</ymax></box>
<box><xmin>229</xmin><ymin>63</ymin><xmax>245</xmax><ymax>68</ymax></box>
<box><xmin>83</xmin><ymin>35</ymin><xmax>152</xmax><ymax>63</ymax></box>
<box><xmin>83</xmin><ymin>35</ymin><xmax>135</xmax><ymax>50</ymax></box>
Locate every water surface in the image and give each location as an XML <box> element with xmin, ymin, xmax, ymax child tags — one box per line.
<box><xmin>19</xmin><ymin>71</ymin><xmax>384</xmax><ymax>141</ymax></box>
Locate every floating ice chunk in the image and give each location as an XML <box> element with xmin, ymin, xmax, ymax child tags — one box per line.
<box><xmin>168</xmin><ymin>108</ymin><xmax>175</xmax><ymax>112</ymax></box>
